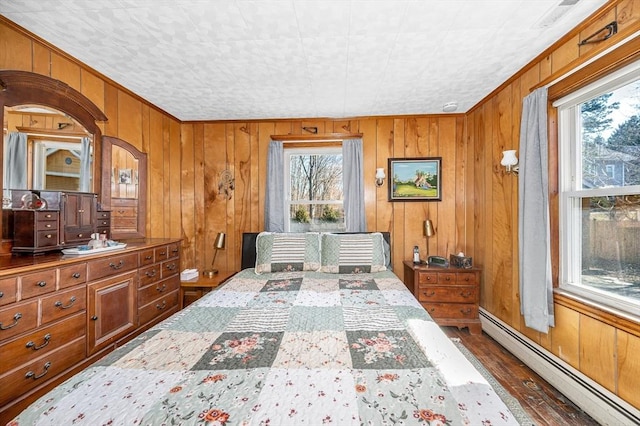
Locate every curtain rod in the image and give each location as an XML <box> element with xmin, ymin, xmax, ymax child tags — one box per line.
<box><xmin>270</xmin><ymin>132</ymin><xmax>362</xmax><ymax>141</ymax></box>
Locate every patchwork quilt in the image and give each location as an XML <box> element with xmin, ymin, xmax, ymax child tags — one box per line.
<box><xmin>12</xmin><ymin>269</ymin><xmax>521</xmax><ymax>425</ymax></box>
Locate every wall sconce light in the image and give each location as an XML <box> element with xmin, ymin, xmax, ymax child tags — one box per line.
<box><xmin>375</xmin><ymin>168</ymin><xmax>386</xmax><ymax>187</ymax></box>
<box><xmin>203</xmin><ymin>232</ymin><xmax>226</xmax><ymax>277</ymax></box>
<box><xmin>501</xmin><ymin>150</ymin><xmax>519</xmax><ymax>175</ymax></box>
<box><xmin>424</xmin><ymin>219</ymin><xmax>436</xmax><ymax>258</ymax></box>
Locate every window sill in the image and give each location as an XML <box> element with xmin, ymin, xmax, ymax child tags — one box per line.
<box><xmin>554</xmin><ymin>289</ymin><xmax>640</xmax><ymax>337</ymax></box>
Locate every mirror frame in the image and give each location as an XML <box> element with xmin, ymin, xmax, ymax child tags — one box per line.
<box><xmin>101</xmin><ymin>135</ymin><xmax>147</xmax><ymax>239</ymax></box>
<box><xmin>0</xmin><ymin>70</ymin><xmax>108</xmax><ymax>248</ymax></box>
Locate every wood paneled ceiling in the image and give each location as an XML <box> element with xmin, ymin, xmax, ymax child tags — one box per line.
<box><xmin>0</xmin><ymin>0</ymin><xmax>608</xmax><ymax>121</ymax></box>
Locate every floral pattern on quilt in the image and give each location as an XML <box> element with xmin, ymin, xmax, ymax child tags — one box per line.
<box><xmin>12</xmin><ymin>269</ymin><xmax>522</xmax><ymax>426</ymax></box>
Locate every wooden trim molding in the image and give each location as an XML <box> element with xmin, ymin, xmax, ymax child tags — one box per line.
<box><xmin>548</xmin><ymin>33</ymin><xmax>640</xmax><ymax>101</ymax></box>
<box><xmin>554</xmin><ymin>290</ymin><xmax>640</xmax><ymax>337</ymax></box>
<box><xmin>15</xmin><ymin>126</ymin><xmax>90</xmax><ymax>139</ymax></box>
<box><xmin>270</xmin><ymin>132</ymin><xmax>363</xmax><ymax>141</ymax></box>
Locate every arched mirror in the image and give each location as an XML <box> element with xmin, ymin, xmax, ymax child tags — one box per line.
<box><xmin>101</xmin><ymin>136</ymin><xmax>147</xmax><ymax>239</ymax></box>
<box><xmin>0</xmin><ymin>70</ymin><xmax>108</xmax><ymax>249</ymax></box>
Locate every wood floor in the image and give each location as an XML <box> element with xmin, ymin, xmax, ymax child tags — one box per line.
<box><xmin>442</xmin><ymin>327</ymin><xmax>600</xmax><ymax>426</ymax></box>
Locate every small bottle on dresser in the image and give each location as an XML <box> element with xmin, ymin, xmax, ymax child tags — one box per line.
<box><xmin>413</xmin><ymin>246</ymin><xmax>420</xmax><ymax>264</ymax></box>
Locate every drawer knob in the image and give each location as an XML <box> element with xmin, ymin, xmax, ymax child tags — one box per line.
<box><xmin>460</xmin><ymin>291</ymin><xmax>472</xmax><ymax>298</ymax></box>
<box><xmin>55</xmin><ymin>296</ymin><xmax>77</xmax><ymax>309</ymax></box>
<box><xmin>91</xmin><ymin>315</ymin><xmax>98</xmax><ymax>321</ymax></box>
<box><xmin>0</xmin><ymin>312</ymin><xmax>22</xmax><ymax>330</ymax></box>
<box><xmin>45</xmin><ymin>214</ymin><xmax>52</xmax><ymax>218</ymax></box>
<box><xmin>109</xmin><ymin>260</ymin><xmax>125</xmax><ymax>270</ymax></box>
<box><xmin>156</xmin><ymin>283</ymin><xmax>166</xmax><ymax>293</ymax></box>
<box><xmin>145</xmin><ymin>255</ymin><xmax>152</xmax><ymax>260</ymax></box>
<box><xmin>0</xmin><ymin>291</ymin><xmax>3</xmax><ymax>298</ymax></box>
<box><xmin>156</xmin><ymin>300</ymin><xmax>167</xmax><ymax>310</ymax></box>
<box><xmin>426</xmin><ymin>276</ymin><xmax>432</xmax><ymax>281</ymax></box>
<box><xmin>72</xmin><ymin>272</ymin><xmax>81</xmax><ymax>279</ymax></box>
<box><xmin>166</xmin><ymin>263</ymin><xmax>177</xmax><ymax>271</ymax></box>
<box><xmin>25</xmin><ymin>361</ymin><xmax>51</xmax><ymax>380</ymax></box>
<box><xmin>37</xmin><ymin>281</ymin><xmax>47</xmax><ymax>287</ymax></box>
<box><xmin>45</xmin><ymin>224</ymin><xmax>52</xmax><ymax>228</ymax></box>
<box><xmin>45</xmin><ymin>234</ymin><xmax>53</xmax><ymax>239</ymax></box>
<box><xmin>146</xmin><ymin>270</ymin><xmax>157</xmax><ymax>278</ymax></box>
<box><xmin>460</xmin><ymin>308</ymin><xmax>472</xmax><ymax>315</ymax></box>
<box><xmin>422</xmin><ymin>291</ymin><xmax>435</xmax><ymax>297</ymax></box>
<box><xmin>26</xmin><ymin>333</ymin><xmax>51</xmax><ymax>350</ymax></box>
<box><xmin>172</xmin><ymin>248</ymin><xmax>179</xmax><ymax>253</ymax></box>
<box><xmin>77</xmin><ymin>233</ymin><xmax>83</xmax><ymax>238</ymax></box>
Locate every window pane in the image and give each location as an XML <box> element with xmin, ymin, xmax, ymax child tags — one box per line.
<box><xmin>289</xmin><ymin>154</ymin><xmax>343</xmax><ymax>201</ymax></box>
<box><xmin>289</xmin><ymin>203</ymin><xmax>345</xmax><ymax>232</ymax></box>
<box><xmin>579</xmin><ymin>195</ymin><xmax>640</xmax><ymax>302</ymax></box>
<box><xmin>580</xmin><ymin>80</ymin><xmax>640</xmax><ymax>189</ymax></box>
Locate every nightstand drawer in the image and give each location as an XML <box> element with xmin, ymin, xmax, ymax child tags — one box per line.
<box><xmin>417</xmin><ymin>286</ymin><xmax>478</xmax><ymax>303</ymax></box>
<box><xmin>423</xmin><ymin>303</ymin><xmax>478</xmax><ymax>319</ymax></box>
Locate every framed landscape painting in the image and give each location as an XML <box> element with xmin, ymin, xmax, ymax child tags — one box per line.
<box><xmin>388</xmin><ymin>157</ymin><xmax>442</xmax><ymax>201</ymax></box>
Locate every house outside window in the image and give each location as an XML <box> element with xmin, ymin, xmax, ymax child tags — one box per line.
<box><xmin>284</xmin><ymin>146</ymin><xmax>345</xmax><ymax>233</ymax></box>
<box><xmin>556</xmin><ymin>60</ymin><xmax>640</xmax><ymax>316</ymax></box>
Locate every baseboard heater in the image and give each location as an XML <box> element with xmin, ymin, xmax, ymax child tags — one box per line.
<box><xmin>479</xmin><ymin>308</ymin><xmax>640</xmax><ymax>426</ymax></box>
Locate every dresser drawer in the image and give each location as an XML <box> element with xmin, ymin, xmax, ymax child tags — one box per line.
<box><xmin>96</xmin><ymin>211</ymin><xmax>111</xmax><ymax>220</ymax></box>
<box><xmin>40</xmin><ymin>286</ymin><xmax>87</xmax><ymax>325</ymax></box>
<box><xmin>87</xmin><ymin>252</ymin><xmax>139</xmax><ymax>281</ymax></box>
<box><xmin>417</xmin><ymin>272</ymin><xmax>438</xmax><ymax>285</ymax></box>
<box><xmin>155</xmin><ymin>245</ymin><xmax>169</xmax><ymax>261</ymax></box>
<box><xmin>138</xmin><ymin>276</ymin><xmax>180</xmax><ymax>307</ymax></box>
<box><xmin>58</xmin><ymin>263</ymin><xmax>88</xmax><ymax>289</ymax></box>
<box><xmin>0</xmin><ymin>338</ymin><xmax>85</xmax><ymax>407</ymax></box>
<box><xmin>35</xmin><ymin>230</ymin><xmax>59</xmax><ymax>248</ymax></box>
<box><xmin>417</xmin><ymin>286</ymin><xmax>478</xmax><ymax>303</ymax></box>
<box><xmin>64</xmin><ymin>226</ymin><xmax>93</xmax><ymax>243</ymax></box>
<box><xmin>423</xmin><ymin>303</ymin><xmax>478</xmax><ymax>320</ymax></box>
<box><xmin>0</xmin><ymin>300</ymin><xmax>39</xmax><ymax>342</ymax></box>
<box><xmin>167</xmin><ymin>243</ymin><xmax>180</xmax><ymax>259</ymax></box>
<box><xmin>0</xmin><ymin>277</ymin><xmax>17</xmax><ymax>306</ymax></box>
<box><xmin>20</xmin><ymin>269</ymin><xmax>57</xmax><ymax>300</ymax></box>
<box><xmin>36</xmin><ymin>219</ymin><xmax>58</xmax><ymax>231</ymax></box>
<box><xmin>138</xmin><ymin>291</ymin><xmax>178</xmax><ymax>326</ymax></box>
<box><xmin>1</xmin><ymin>312</ymin><xmax>85</xmax><ymax>373</ymax></box>
<box><xmin>161</xmin><ymin>258</ymin><xmax>179</xmax><ymax>279</ymax></box>
<box><xmin>139</xmin><ymin>264</ymin><xmax>160</xmax><ymax>287</ymax></box>
<box><xmin>139</xmin><ymin>249</ymin><xmax>155</xmax><ymax>266</ymax></box>
<box><xmin>35</xmin><ymin>210</ymin><xmax>58</xmax><ymax>223</ymax></box>
<box><xmin>112</xmin><ymin>206</ymin><xmax>137</xmax><ymax>217</ymax></box>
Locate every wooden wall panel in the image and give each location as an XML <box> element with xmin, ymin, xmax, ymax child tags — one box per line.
<box><xmin>617</xmin><ymin>330</ymin><xmax>640</xmax><ymax>407</ymax></box>
<box><xmin>0</xmin><ymin>24</ymin><xmax>31</xmax><ymax>71</ymax></box>
<box><xmin>32</xmin><ymin>43</ymin><xmax>51</xmax><ymax>76</ymax></box>
<box><xmin>466</xmin><ymin>0</ymin><xmax>640</xmax><ymax>406</ymax></box>
<box><xmin>50</xmin><ymin>52</ymin><xmax>80</xmax><ymax>91</ymax></box>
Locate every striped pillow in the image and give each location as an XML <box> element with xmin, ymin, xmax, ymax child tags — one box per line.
<box><xmin>254</xmin><ymin>232</ymin><xmax>321</xmax><ymax>274</ymax></box>
<box><xmin>320</xmin><ymin>233</ymin><xmax>387</xmax><ymax>273</ymax></box>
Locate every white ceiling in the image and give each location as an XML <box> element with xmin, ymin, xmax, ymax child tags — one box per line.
<box><xmin>0</xmin><ymin>0</ymin><xmax>608</xmax><ymax>121</ymax></box>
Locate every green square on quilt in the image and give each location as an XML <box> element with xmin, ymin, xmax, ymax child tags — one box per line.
<box><xmin>338</xmin><ymin>277</ymin><xmax>379</xmax><ymax>290</ymax></box>
<box><xmin>287</xmin><ymin>306</ymin><xmax>344</xmax><ymax>331</ymax></box>
<box><xmin>260</xmin><ymin>277</ymin><xmax>303</xmax><ymax>292</ymax></box>
<box><xmin>320</xmin><ymin>233</ymin><xmax>387</xmax><ymax>273</ymax></box>
<box><xmin>254</xmin><ymin>232</ymin><xmax>321</xmax><ymax>274</ymax></box>
<box><xmin>192</xmin><ymin>331</ymin><xmax>284</xmax><ymax>370</ymax></box>
<box><xmin>346</xmin><ymin>330</ymin><xmax>431</xmax><ymax>369</ymax></box>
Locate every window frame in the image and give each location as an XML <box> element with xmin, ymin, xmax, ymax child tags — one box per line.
<box><xmin>283</xmin><ymin>145</ymin><xmax>344</xmax><ymax>233</ymax></box>
<box><xmin>554</xmin><ymin>59</ymin><xmax>640</xmax><ymax>316</ymax></box>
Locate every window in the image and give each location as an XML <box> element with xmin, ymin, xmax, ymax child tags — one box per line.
<box><xmin>284</xmin><ymin>146</ymin><xmax>345</xmax><ymax>232</ymax></box>
<box><xmin>556</xmin><ymin>60</ymin><xmax>640</xmax><ymax>316</ymax></box>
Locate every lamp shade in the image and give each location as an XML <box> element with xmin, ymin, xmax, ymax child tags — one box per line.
<box><xmin>214</xmin><ymin>232</ymin><xmax>226</xmax><ymax>250</ymax></box>
<box><xmin>501</xmin><ymin>150</ymin><xmax>518</xmax><ymax>167</ymax></box>
<box><xmin>375</xmin><ymin>168</ymin><xmax>386</xmax><ymax>179</ymax></box>
<box><xmin>424</xmin><ymin>219</ymin><xmax>435</xmax><ymax>237</ymax></box>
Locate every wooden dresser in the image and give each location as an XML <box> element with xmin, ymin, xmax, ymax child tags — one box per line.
<box><xmin>0</xmin><ymin>238</ymin><xmax>181</xmax><ymax>420</ymax></box>
<box><xmin>403</xmin><ymin>260</ymin><xmax>482</xmax><ymax>334</ymax></box>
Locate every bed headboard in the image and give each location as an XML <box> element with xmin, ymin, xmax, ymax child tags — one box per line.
<box><xmin>241</xmin><ymin>232</ymin><xmax>392</xmax><ymax>270</ymax></box>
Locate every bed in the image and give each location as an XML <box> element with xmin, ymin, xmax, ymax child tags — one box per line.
<box><xmin>10</xmin><ymin>232</ymin><xmax>521</xmax><ymax>425</ymax></box>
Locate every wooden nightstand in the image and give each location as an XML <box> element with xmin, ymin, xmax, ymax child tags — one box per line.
<box><xmin>403</xmin><ymin>260</ymin><xmax>482</xmax><ymax>334</ymax></box>
<box><xmin>180</xmin><ymin>270</ymin><xmax>236</xmax><ymax>309</ymax></box>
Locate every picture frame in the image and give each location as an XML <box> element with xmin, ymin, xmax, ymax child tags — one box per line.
<box><xmin>118</xmin><ymin>168</ymin><xmax>132</xmax><ymax>184</ymax></box>
<box><xmin>388</xmin><ymin>157</ymin><xmax>442</xmax><ymax>201</ymax></box>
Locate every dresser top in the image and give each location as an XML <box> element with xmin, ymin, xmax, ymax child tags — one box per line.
<box><xmin>0</xmin><ymin>238</ymin><xmax>180</xmax><ymax>276</ymax></box>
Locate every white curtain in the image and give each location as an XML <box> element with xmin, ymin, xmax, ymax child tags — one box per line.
<box><xmin>518</xmin><ymin>87</ymin><xmax>554</xmax><ymax>333</ymax></box>
<box><xmin>4</xmin><ymin>132</ymin><xmax>28</xmax><ymax>194</ymax></box>
<box><xmin>264</xmin><ymin>141</ymin><xmax>285</xmax><ymax>232</ymax></box>
<box><xmin>79</xmin><ymin>137</ymin><xmax>92</xmax><ymax>192</ymax></box>
<box><xmin>342</xmin><ymin>138</ymin><xmax>367</xmax><ymax>232</ymax></box>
